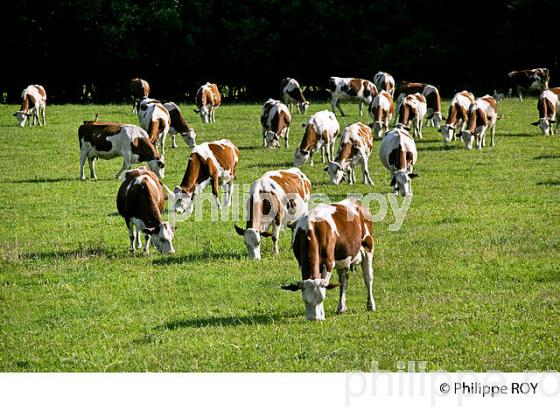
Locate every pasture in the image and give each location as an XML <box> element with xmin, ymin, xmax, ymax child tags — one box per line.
<box><xmin>0</xmin><ymin>99</ymin><xmax>559</xmax><ymax>372</ymax></box>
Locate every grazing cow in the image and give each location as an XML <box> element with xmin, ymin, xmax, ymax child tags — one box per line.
<box><xmin>172</xmin><ymin>139</ymin><xmax>240</xmax><ymax>214</ymax></box>
<box><xmin>281</xmin><ymin>198</ymin><xmax>375</xmax><ymax>321</ymax></box>
<box><xmin>137</xmin><ymin>98</ymin><xmax>171</xmax><ymax>155</ymax></box>
<box><xmin>130</xmin><ymin>78</ymin><xmax>150</xmax><ymax>113</ymax></box>
<box><xmin>497</xmin><ymin>68</ymin><xmax>550</xmax><ymax>101</ymax></box>
<box><xmin>369</xmin><ymin>90</ymin><xmax>395</xmax><ymax>138</ymax></box>
<box><xmin>294</xmin><ymin>110</ymin><xmax>340</xmax><ymax>166</ymax></box>
<box><xmin>234</xmin><ymin>168</ymin><xmax>312</xmax><ymax>260</ymax></box>
<box><xmin>396</xmin><ymin>93</ymin><xmax>427</xmax><ymax>139</ymax></box>
<box><xmin>439</xmin><ymin>91</ymin><xmax>476</xmax><ymax>143</ymax></box>
<box><xmin>396</xmin><ymin>82</ymin><xmax>442</xmax><ymax>128</ymax></box>
<box><xmin>531</xmin><ymin>88</ymin><xmax>560</xmax><ymax>136</ymax></box>
<box><xmin>328</xmin><ymin>77</ymin><xmax>378</xmax><ymax>116</ymax></box>
<box><xmin>379</xmin><ymin>127</ymin><xmax>418</xmax><ymax>196</ymax></box>
<box><xmin>280</xmin><ymin>78</ymin><xmax>310</xmax><ymax>114</ymax></box>
<box><xmin>461</xmin><ymin>95</ymin><xmax>498</xmax><ymax>150</ymax></box>
<box><xmin>78</xmin><ymin>120</ymin><xmax>164</xmax><ymax>180</ymax></box>
<box><xmin>194</xmin><ymin>82</ymin><xmax>221</xmax><ymax>123</ymax></box>
<box><xmin>373</xmin><ymin>71</ymin><xmax>395</xmax><ymax>97</ymax></box>
<box><xmin>14</xmin><ymin>85</ymin><xmax>47</xmax><ymax>127</ymax></box>
<box><xmin>325</xmin><ymin>122</ymin><xmax>374</xmax><ymax>185</ymax></box>
<box><xmin>163</xmin><ymin>102</ymin><xmax>197</xmax><ymax>148</ymax></box>
<box><xmin>260</xmin><ymin>99</ymin><xmax>292</xmax><ymax>148</ymax></box>
<box><xmin>117</xmin><ymin>167</ymin><xmax>175</xmax><ymax>255</ymax></box>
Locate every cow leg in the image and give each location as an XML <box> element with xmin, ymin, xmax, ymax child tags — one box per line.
<box><xmin>272</xmin><ymin>222</ymin><xmax>281</xmax><ymax>256</ymax></box>
<box><xmin>284</xmin><ymin>128</ymin><xmax>290</xmax><ymax>149</ymax></box>
<box><xmin>362</xmin><ymin>156</ymin><xmax>373</xmax><ymax>185</ymax></box>
<box><xmin>211</xmin><ymin>173</ymin><xmax>221</xmax><ymax>209</ymax></box>
<box><xmin>143</xmin><ymin>234</ymin><xmax>151</xmax><ymax>255</ymax></box>
<box><xmin>79</xmin><ymin>148</ymin><xmax>88</xmax><ymax>180</ymax></box>
<box><xmin>160</xmin><ymin>131</ymin><xmax>167</xmax><ymax>156</ymax></box>
<box><xmin>127</xmin><ymin>220</ymin><xmax>136</xmax><ymax>252</ymax></box>
<box><xmin>361</xmin><ymin>250</ymin><xmax>375</xmax><ymax>311</ymax></box>
<box><xmin>416</xmin><ymin>119</ymin><xmax>422</xmax><ymax>139</ymax></box>
<box><xmin>358</xmin><ymin>101</ymin><xmax>363</xmax><ymax>117</ymax></box>
<box><xmin>116</xmin><ymin>154</ymin><xmax>132</xmax><ymax>179</ymax></box>
<box><xmin>223</xmin><ymin>180</ymin><xmax>234</xmax><ymax>207</ymax></box>
<box><xmin>320</xmin><ymin>145</ymin><xmax>325</xmax><ymax>163</ymax></box>
<box><xmin>490</xmin><ymin>125</ymin><xmax>496</xmax><ymax>146</ymax></box>
<box><xmin>334</xmin><ymin>99</ymin><xmax>345</xmax><ymax>116</ymax></box>
<box><xmin>336</xmin><ymin>268</ymin><xmax>349</xmax><ymax>314</ymax></box>
<box><xmin>88</xmin><ymin>157</ymin><xmax>97</xmax><ymax>180</ymax></box>
<box><xmin>41</xmin><ymin>106</ymin><xmax>46</xmax><ymax>126</ymax></box>
<box><xmin>518</xmin><ymin>88</ymin><xmax>523</xmax><ymax>102</ymax></box>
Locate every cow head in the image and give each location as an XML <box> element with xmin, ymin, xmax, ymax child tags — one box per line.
<box><xmin>234</xmin><ymin>225</ymin><xmax>273</xmax><ymax>260</ymax></box>
<box><xmin>432</xmin><ymin>112</ymin><xmax>443</xmax><ymax>128</ymax></box>
<box><xmin>147</xmin><ymin>156</ymin><xmax>165</xmax><ymax>179</ymax></box>
<box><xmin>13</xmin><ymin>111</ymin><xmax>31</xmax><ymax>127</ymax></box>
<box><xmin>172</xmin><ymin>187</ymin><xmax>194</xmax><ymax>215</ymax></box>
<box><xmin>297</xmin><ymin>101</ymin><xmax>310</xmax><ymax>114</ymax></box>
<box><xmin>391</xmin><ymin>169</ymin><xmax>417</xmax><ymax>197</ymax></box>
<box><xmin>282</xmin><ymin>279</ymin><xmax>339</xmax><ymax>320</ymax></box>
<box><xmin>440</xmin><ymin>124</ymin><xmax>455</xmax><ymax>143</ymax></box>
<box><xmin>181</xmin><ymin>128</ymin><xmax>197</xmax><ymax>148</ymax></box>
<box><xmin>144</xmin><ymin>222</ymin><xmax>175</xmax><ymax>254</ymax></box>
<box><xmin>294</xmin><ymin>148</ymin><xmax>309</xmax><ymax>167</ymax></box>
<box><xmin>195</xmin><ymin>106</ymin><xmax>210</xmax><ymax>123</ymax></box>
<box><xmin>265</xmin><ymin>130</ymin><xmax>280</xmax><ymax>148</ymax></box>
<box><xmin>461</xmin><ymin>130</ymin><xmax>475</xmax><ymax>150</ymax></box>
<box><xmin>531</xmin><ymin>118</ymin><xmax>555</xmax><ymax>136</ymax></box>
<box><xmin>372</xmin><ymin>121</ymin><xmax>385</xmax><ymax>139</ymax></box>
<box><xmin>325</xmin><ymin>161</ymin><xmax>345</xmax><ymax>185</ymax></box>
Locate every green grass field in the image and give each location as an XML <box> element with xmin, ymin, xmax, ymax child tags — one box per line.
<box><xmin>0</xmin><ymin>99</ymin><xmax>559</xmax><ymax>371</ymax></box>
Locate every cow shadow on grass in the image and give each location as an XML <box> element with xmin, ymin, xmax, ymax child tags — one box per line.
<box><xmin>153</xmin><ymin>250</ymin><xmax>244</xmax><ymax>265</ymax></box>
<box><xmin>534</xmin><ymin>154</ymin><xmax>560</xmax><ymax>160</ymax></box>
<box><xmin>158</xmin><ymin>311</ymin><xmax>302</xmax><ymax>330</ymax></box>
<box><xmin>417</xmin><ymin>144</ymin><xmax>461</xmax><ymax>152</ymax></box>
<box><xmin>537</xmin><ymin>180</ymin><xmax>560</xmax><ymax>186</ymax></box>
<box><xmin>16</xmin><ymin>247</ymin><xmax>112</xmax><ymax>260</ymax></box>
<box><xmin>7</xmin><ymin>176</ymin><xmax>78</xmax><ymax>184</ymax></box>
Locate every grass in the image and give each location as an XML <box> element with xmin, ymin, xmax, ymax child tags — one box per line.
<box><xmin>0</xmin><ymin>99</ymin><xmax>559</xmax><ymax>371</ymax></box>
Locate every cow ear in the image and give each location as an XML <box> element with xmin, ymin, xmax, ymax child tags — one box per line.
<box><xmin>143</xmin><ymin>227</ymin><xmax>155</xmax><ymax>235</ymax></box>
<box><xmin>301</xmin><ymin>123</ymin><xmax>307</xmax><ymax>127</ymax></box>
<box><xmin>281</xmin><ymin>283</ymin><xmax>300</xmax><ymax>292</ymax></box>
<box><xmin>12</xmin><ymin>112</ymin><xmax>17</xmax><ymax>117</ymax></box>
<box><xmin>323</xmin><ymin>166</ymin><xmax>329</xmax><ymax>171</ymax></box>
<box><xmin>234</xmin><ymin>224</ymin><xmax>245</xmax><ymax>236</ymax></box>
<box><xmin>325</xmin><ymin>283</ymin><xmax>339</xmax><ymax>290</ymax></box>
<box><xmin>530</xmin><ymin>121</ymin><xmax>540</xmax><ymax>126</ymax></box>
<box><xmin>409</xmin><ymin>172</ymin><xmax>419</xmax><ymax>179</ymax></box>
<box><xmin>550</xmin><ymin>120</ymin><xmax>556</xmax><ymax>124</ymax></box>
<box><xmin>390</xmin><ymin>176</ymin><xmax>396</xmax><ymax>186</ymax></box>
<box><xmin>260</xmin><ymin>231</ymin><xmax>273</xmax><ymax>238</ymax></box>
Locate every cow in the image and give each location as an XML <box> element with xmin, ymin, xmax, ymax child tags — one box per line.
<box><xmin>280</xmin><ymin>78</ymin><xmax>310</xmax><ymax>114</ymax></box>
<box><xmin>461</xmin><ymin>95</ymin><xmax>498</xmax><ymax>150</ymax></box>
<box><xmin>439</xmin><ymin>91</ymin><xmax>476</xmax><ymax>143</ymax></box>
<box><xmin>368</xmin><ymin>90</ymin><xmax>395</xmax><ymax>139</ymax></box>
<box><xmin>130</xmin><ymin>78</ymin><xmax>150</xmax><ymax>113</ymax></box>
<box><xmin>396</xmin><ymin>81</ymin><xmax>442</xmax><ymax>128</ymax></box>
<box><xmin>172</xmin><ymin>139</ymin><xmax>240</xmax><ymax>214</ymax></box>
<box><xmin>281</xmin><ymin>198</ymin><xmax>375</xmax><ymax>321</ymax></box>
<box><xmin>496</xmin><ymin>68</ymin><xmax>550</xmax><ymax>101</ymax></box>
<box><xmin>234</xmin><ymin>168</ymin><xmax>312</xmax><ymax>260</ymax></box>
<box><xmin>396</xmin><ymin>93</ymin><xmax>427</xmax><ymax>140</ymax></box>
<box><xmin>14</xmin><ymin>85</ymin><xmax>47</xmax><ymax>127</ymax></box>
<box><xmin>373</xmin><ymin>71</ymin><xmax>395</xmax><ymax>97</ymax></box>
<box><xmin>328</xmin><ymin>77</ymin><xmax>378</xmax><ymax>116</ymax></box>
<box><xmin>78</xmin><ymin>120</ymin><xmax>164</xmax><ymax>181</ymax></box>
<box><xmin>163</xmin><ymin>102</ymin><xmax>197</xmax><ymax>148</ymax></box>
<box><xmin>294</xmin><ymin>110</ymin><xmax>340</xmax><ymax>166</ymax></box>
<box><xmin>260</xmin><ymin>99</ymin><xmax>292</xmax><ymax>148</ymax></box>
<box><xmin>379</xmin><ymin>127</ymin><xmax>418</xmax><ymax>196</ymax></box>
<box><xmin>194</xmin><ymin>82</ymin><xmax>221</xmax><ymax>123</ymax></box>
<box><xmin>137</xmin><ymin>98</ymin><xmax>171</xmax><ymax>155</ymax></box>
<box><xmin>325</xmin><ymin>122</ymin><xmax>374</xmax><ymax>185</ymax></box>
<box><xmin>117</xmin><ymin>167</ymin><xmax>175</xmax><ymax>255</ymax></box>
<box><xmin>531</xmin><ymin>88</ymin><xmax>560</xmax><ymax>136</ymax></box>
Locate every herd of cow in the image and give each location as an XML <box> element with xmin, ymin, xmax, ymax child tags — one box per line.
<box><xmin>11</xmin><ymin>67</ymin><xmax>555</xmax><ymax>320</ymax></box>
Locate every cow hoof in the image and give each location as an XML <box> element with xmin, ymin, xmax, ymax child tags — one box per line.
<box><xmin>80</xmin><ymin>176</ymin><xmax>86</xmax><ymax>181</ymax></box>
<box><xmin>336</xmin><ymin>307</ymin><xmax>347</xmax><ymax>314</ymax></box>
<box><xmin>367</xmin><ymin>303</ymin><xmax>376</xmax><ymax>312</ymax></box>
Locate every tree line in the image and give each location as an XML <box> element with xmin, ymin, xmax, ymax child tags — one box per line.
<box><xmin>5</xmin><ymin>0</ymin><xmax>559</xmax><ymax>104</ymax></box>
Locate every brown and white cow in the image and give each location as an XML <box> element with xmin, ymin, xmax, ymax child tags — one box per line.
<box><xmin>163</xmin><ymin>102</ymin><xmax>197</xmax><ymax>148</ymax></box>
<box><xmin>461</xmin><ymin>95</ymin><xmax>498</xmax><ymax>150</ymax></box>
<box><xmin>280</xmin><ymin>78</ymin><xmax>310</xmax><ymax>114</ymax></box>
<box><xmin>282</xmin><ymin>198</ymin><xmax>375</xmax><ymax>320</ymax></box>
<box><xmin>235</xmin><ymin>168</ymin><xmax>312</xmax><ymax>260</ymax></box>
<box><xmin>137</xmin><ymin>98</ymin><xmax>171</xmax><ymax>155</ymax></box>
<box><xmin>130</xmin><ymin>78</ymin><xmax>150</xmax><ymax>113</ymax></box>
<box><xmin>439</xmin><ymin>91</ymin><xmax>476</xmax><ymax>143</ymax></box>
<box><xmin>396</xmin><ymin>81</ymin><xmax>442</xmax><ymax>128</ymax></box>
<box><xmin>172</xmin><ymin>139</ymin><xmax>240</xmax><ymax>214</ymax></box>
<box><xmin>379</xmin><ymin>127</ymin><xmax>418</xmax><ymax>196</ymax></box>
<box><xmin>325</xmin><ymin>122</ymin><xmax>374</xmax><ymax>185</ymax></box>
<box><xmin>78</xmin><ymin>120</ymin><xmax>165</xmax><ymax>180</ymax></box>
<box><xmin>117</xmin><ymin>166</ymin><xmax>175</xmax><ymax>255</ymax></box>
<box><xmin>328</xmin><ymin>77</ymin><xmax>378</xmax><ymax>116</ymax></box>
<box><xmin>531</xmin><ymin>88</ymin><xmax>560</xmax><ymax>136</ymax></box>
<box><xmin>497</xmin><ymin>68</ymin><xmax>550</xmax><ymax>101</ymax></box>
<box><xmin>368</xmin><ymin>90</ymin><xmax>395</xmax><ymax>138</ymax></box>
<box><xmin>261</xmin><ymin>99</ymin><xmax>292</xmax><ymax>148</ymax></box>
<box><xmin>294</xmin><ymin>110</ymin><xmax>340</xmax><ymax>166</ymax></box>
<box><xmin>194</xmin><ymin>82</ymin><xmax>221</xmax><ymax>123</ymax></box>
<box><xmin>396</xmin><ymin>93</ymin><xmax>427</xmax><ymax>139</ymax></box>
<box><xmin>14</xmin><ymin>85</ymin><xmax>47</xmax><ymax>127</ymax></box>
<box><xmin>373</xmin><ymin>71</ymin><xmax>395</xmax><ymax>97</ymax></box>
